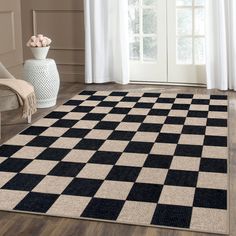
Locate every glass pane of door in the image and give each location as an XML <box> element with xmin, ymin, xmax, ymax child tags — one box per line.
<box><xmin>129</xmin><ymin>0</ymin><xmax>167</xmax><ymax>82</ymax></box>
<box><xmin>176</xmin><ymin>0</ymin><xmax>206</xmax><ymax>65</ymax></box>
<box><xmin>168</xmin><ymin>0</ymin><xmax>206</xmax><ymax>84</ymax></box>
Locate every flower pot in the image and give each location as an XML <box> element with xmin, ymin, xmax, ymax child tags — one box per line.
<box><xmin>30</xmin><ymin>46</ymin><xmax>50</xmax><ymax>60</ymax></box>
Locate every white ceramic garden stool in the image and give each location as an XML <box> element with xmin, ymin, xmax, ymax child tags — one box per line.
<box><xmin>24</xmin><ymin>59</ymin><xmax>60</xmax><ymax>108</ymax></box>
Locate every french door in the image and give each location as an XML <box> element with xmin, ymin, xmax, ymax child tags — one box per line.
<box><xmin>129</xmin><ymin>0</ymin><xmax>206</xmax><ymax>85</ymax></box>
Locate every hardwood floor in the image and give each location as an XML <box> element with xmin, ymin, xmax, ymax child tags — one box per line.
<box><xmin>0</xmin><ymin>83</ymin><xmax>235</xmax><ymax>236</ymax></box>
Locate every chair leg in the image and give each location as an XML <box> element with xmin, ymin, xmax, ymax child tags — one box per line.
<box><xmin>27</xmin><ymin>115</ymin><xmax>31</xmax><ymax>124</ymax></box>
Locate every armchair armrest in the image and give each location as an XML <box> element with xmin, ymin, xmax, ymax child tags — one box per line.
<box><xmin>0</xmin><ymin>62</ymin><xmax>15</xmax><ymax>79</ymax></box>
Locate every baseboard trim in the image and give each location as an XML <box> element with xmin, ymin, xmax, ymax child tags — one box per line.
<box><xmin>130</xmin><ymin>81</ymin><xmax>206</xmax><ymax>88</ymax></box>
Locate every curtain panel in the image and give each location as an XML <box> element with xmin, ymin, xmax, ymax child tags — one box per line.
<box><xmin>84</xmin><ymin>0</ymin><xmax>129</xmax><ymax>84</ymax></box>
<box><xmin>206</xmin><ymin>0</ymin><xmax>236</xmax><ymax>90</ymax></box>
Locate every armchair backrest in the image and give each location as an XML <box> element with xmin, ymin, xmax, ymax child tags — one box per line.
<box><xmin>0</xmin><ymin>62</ymin><xmax>15</xmax><ymax>79</ymax></box>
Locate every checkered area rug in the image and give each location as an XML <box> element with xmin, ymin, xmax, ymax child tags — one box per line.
<box><xmin>0</xmin><ymin>91</ymin><xmax>228</xmax><ymax>234</ymax></box>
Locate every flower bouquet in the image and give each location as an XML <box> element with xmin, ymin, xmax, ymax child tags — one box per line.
<box><xmin>26</xmin><ymin>34</ymin><xmax>52</xmax><ymax>60</ymax></box>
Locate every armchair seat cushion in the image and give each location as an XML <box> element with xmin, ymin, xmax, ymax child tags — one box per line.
<box><xmin>0</xmin><ymin>86</ymin><xmax>20</xmax><ymax>112</ymax></box>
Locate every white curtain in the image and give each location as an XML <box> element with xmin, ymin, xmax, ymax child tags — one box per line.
<box><xmin>206</xmin><ymin>0</ymin><xmax>236</xmax><ymax>90</ymax></box>
<box><xmin>84</xmin><ymin>0</ymin><xmax>129</xmax><ymax>84</ymax></box>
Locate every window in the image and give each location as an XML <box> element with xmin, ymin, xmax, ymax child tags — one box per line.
<box><xmin>176</xmin><ymin>0</ymin><xmax>206</xmax><ymax>64</ymax></box>
<box><xmin>129</xmin><ymin>0</ymin><xmax>158</xmax><ymax>62</ymax></box>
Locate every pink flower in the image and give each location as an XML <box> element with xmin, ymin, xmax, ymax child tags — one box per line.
<box><xmin>31</xmin><ymin>36</ymin><xmax>37</xmax><ymax>42</ymax></box>
<box><xmin>35</xmin><ymin>40</ymin><xmax>42</xmax><ymax>47</ymax></box>
<box><xmin>30</xmin><ymin>42</ymin><xmax>37</xmax><ymax>47</ymax></box>
<box><xmin>37</xmin><ymin>34</ymin><xmax>44</xmax><ymax>41</ymax></box>
<box><xmin>26</xmin><ymin>35</ymin><xmax>52</xmax><ymax>47</ymax></box>
<box><xmin>45</xmin><ymin>37</ymin><xmax>52</xmax><ymax>46</ymax></box>
<box><xmin>41</xmin><ymin>39</ymin><xmax>47</xmax><ymax>47</ymax></box>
